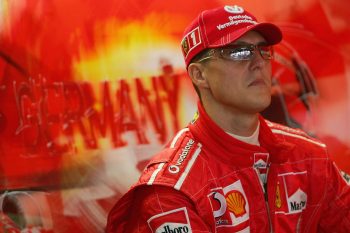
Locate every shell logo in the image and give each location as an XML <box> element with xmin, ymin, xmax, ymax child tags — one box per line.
<box><xmin>226</xmin><ymin>190</ymin><xmax>246</xmax><ymax>217</ymax></box>
<box><xmin>208</xmin><ymin>180</ymin><xmax>250</xmax><ymax>227</ymax></box>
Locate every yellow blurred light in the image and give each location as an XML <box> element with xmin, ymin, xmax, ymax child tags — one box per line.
<box><xmin>0</xmin><ymin>0</ymin><xmax>27</xmax><ymax>37</ymax></box>
<box><xmin>73</xmin><ymin>15</ymin><xmax>183</xmax><ymax>82</ymax></box>
<box><xmin>0</xmin><ymin>0</ymin><xmax>10</xmax><ymax>34</ymax></box>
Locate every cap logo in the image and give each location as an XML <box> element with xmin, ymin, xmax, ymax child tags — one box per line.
<box><xmin>181</xmin><ymin>38</ymin><xmax>189</xmax><ymax>55</ymax></box>
<box><xmin>224</xmin><ymin>5</ymin><xmax>244</xmax><ymax>14</ymax></box>
<box><xmin>181</xmin><ymin>27</ymin><xmax>202</xmax><ymax>58</ymax></box>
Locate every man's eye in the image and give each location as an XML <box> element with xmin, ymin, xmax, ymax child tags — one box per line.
<box><xmin>260</xmin><ymin>48</ymin><xmax>271</xmax><ymax>54</ymax></box>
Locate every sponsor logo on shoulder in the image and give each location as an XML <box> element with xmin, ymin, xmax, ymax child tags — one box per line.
<box><xmin>169</xmin><ymin>139</ymin><xmax>195</xmax><ymax>174</ymax></box>
<box><xmin>147</xmin><ymin>207</ymin><xmax>192</xmax><ymax>233</ymax></box>
<box><xmin>157</xmin><ymin>224</ymin><xmax>190</xmax><ymax>233</ymax></box>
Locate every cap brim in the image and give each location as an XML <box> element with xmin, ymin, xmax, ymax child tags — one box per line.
<box><xmin>210</xmin><ymin>22</ymin><xmax>282</xmax><ymax>48</ymax></box>
<box><xmin>252</xmin><ymin>23</ymin><xmax>282</xmax><ymax>45</ymax></box>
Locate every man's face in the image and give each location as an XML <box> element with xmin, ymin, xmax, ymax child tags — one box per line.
<box><xmin>201</xmin><ymin>31</ymin><xmax>273</xmax><ymax>114</ymax></box>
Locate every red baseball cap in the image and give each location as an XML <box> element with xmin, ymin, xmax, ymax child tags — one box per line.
<box><xmin>181</xmin><ymin>5</ymin><xmax>282</xmax><ymax>67</ymax></box>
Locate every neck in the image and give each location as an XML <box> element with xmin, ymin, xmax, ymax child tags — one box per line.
<box><xmin>202</xmin><ymin>100</ymin><xmax>260</xmax><ymax>137</ymax></box>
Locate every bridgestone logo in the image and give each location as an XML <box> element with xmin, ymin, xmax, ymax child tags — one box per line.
<box><xmin>161</xmin><ymin>225</ymin><xmax>189</xmax><ymax>233</ymax></box>
<box><xmin>169</xmin><ymin>139</ymin><xmax>194</xmax><ymax>174</ymax></box>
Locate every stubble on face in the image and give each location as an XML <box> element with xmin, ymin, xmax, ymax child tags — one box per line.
<box><xmin>203</xmin><ymin>31</ymin><xmax>273</xmax><ymax>115</ymax></box>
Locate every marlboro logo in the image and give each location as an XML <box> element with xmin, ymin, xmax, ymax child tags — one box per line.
<box><xmin>288</xmin><ymin>189</ymin><xmax>307</xmax><ymax>213</ymax></box>
<box><xmin>147</xmin><ymin>207</ymin><xmax>192</xmax><ymax>233</ymax></box>
<box><xmin>254</xmin><ymin>153</ymin><xmax>269</xmax><ymax>170</ymax></box>
<box><xmin>159</xmin><ymin>224</ymin><xmax>190</xmax><ymax>233</ymax></box>
<box><xmin>275</xmin><ymin>171</ymin><xmax>308</xmax><ymax>214</ymax></box>
<box><xmin>254</xmin><ymin>153</ymin><xmax>269</xmax><ymax>183</ymax></box>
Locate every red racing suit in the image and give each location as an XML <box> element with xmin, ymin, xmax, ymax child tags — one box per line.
<box><xmin>106</xmin><ymin>103</ymin><xmax>350</xmax><ymax>233</ymax></box>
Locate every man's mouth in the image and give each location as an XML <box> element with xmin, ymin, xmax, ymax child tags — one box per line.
<box><xmin>248</xmin><ymin>78</ymin><xmax>267</xmax><ymax>87</ymax></box>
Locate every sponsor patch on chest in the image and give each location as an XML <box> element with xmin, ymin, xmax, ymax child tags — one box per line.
<box><xmin>254</xmin><ymin>153</ymin><xmax>270</xmax><ymax>183</ymax></box>
<box><xmin>207</xmin><ymin>180</ymin><xmax>250</xmax><ymax>231</ymax></box>
<box><xmin>275</xmin><ymin>171</ymin><xmax>308</xmax><ymax>214</ymax></box>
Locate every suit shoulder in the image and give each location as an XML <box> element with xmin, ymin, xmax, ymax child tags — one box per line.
<box><xmin>265</xmin><ymin>120</ymin><xmax>327</xmax><ymax>150</ymax></box>
<box><xmin>138</xmin><ymin>128</ymin><xmax>205</xmax><ymax>192</ymax></box>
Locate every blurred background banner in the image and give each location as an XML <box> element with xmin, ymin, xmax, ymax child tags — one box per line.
<box><xmin>0</xmin><ymin>0</ymin><xmax>349</xmax><ymax>232</ymax></box>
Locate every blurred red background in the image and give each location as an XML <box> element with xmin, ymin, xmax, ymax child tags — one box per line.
<box><xmin>0</xmin><ymin>0</ymin><xmax>349</xmax><ymax>231</ymax></box>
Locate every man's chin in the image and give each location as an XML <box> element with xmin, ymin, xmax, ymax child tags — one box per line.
<box><xmin>253</xmin><ymin>100</ymin><xmax>272</xmax><ymax>114</ymax></box>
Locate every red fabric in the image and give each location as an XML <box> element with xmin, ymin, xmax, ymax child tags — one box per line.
<box><xmin>106</xmin><ymin>102</ymin><xmax>350</xmax><ymax>232</ymax></box>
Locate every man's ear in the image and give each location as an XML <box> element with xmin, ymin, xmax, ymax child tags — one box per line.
<box><xmin>188</xmin><ymin>63</ymin><xmax>209</xmax><ymax>88</ymax></box>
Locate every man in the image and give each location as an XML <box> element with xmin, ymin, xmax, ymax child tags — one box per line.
<box><xmin>106</xmin><ymin>5</ymin><xmax>350</xmax><ymax>232</ymax></box>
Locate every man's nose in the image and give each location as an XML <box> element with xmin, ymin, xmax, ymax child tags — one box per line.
<box><xmin>250</xmin><ymin>48</ymin><xmax>268</xmax><ymax>68</ymax></box>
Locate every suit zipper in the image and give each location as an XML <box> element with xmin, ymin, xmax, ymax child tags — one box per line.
<box><xmin>266</xmin><ymin>201</ymin><xmax>273</xmax><ymax>233</ymax></box>
<box><xmin>296</xmin><ymin>215</ymin><xmax>302</xmax><ymax>233</ymax></box>
<box><xmin>265</xmin><ymin>167</ymin><xmax>274</xmax><ymax>233</ymax></box>
<box><xmin>256</xmin><ymin>167</ymin><xmax>273</xmax><ymax>233</ymax></box>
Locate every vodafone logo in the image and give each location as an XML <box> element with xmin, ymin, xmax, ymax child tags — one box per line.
<box><xmin>224</xmin><ymin>5</ymin><xmax>244</xmax><ymax>14</ymax></box>
<box><xmin>168</xmin><ymin>139</ymin><xmax>194</xmax><ymax>174</ymax></box>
